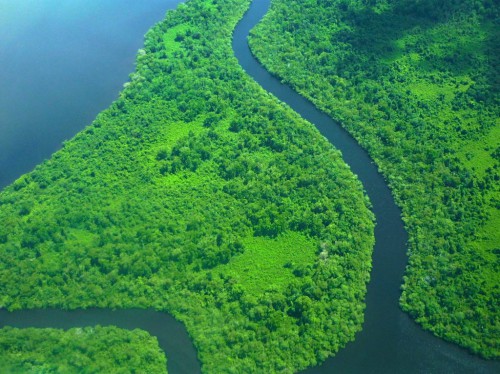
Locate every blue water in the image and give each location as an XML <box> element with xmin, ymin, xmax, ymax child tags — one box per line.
<box><xmin>0</xmin><ymin>0</ymin><xmax>182</xmax><ymax>188</ymax></box>
<box><xmin>1</xmin><ymin>1</ymin><xmax>499</xmax><ymax>373</ymax></box>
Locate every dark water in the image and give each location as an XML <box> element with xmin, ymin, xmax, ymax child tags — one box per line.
<box><xmin>234</xmin><ymin>1</ymin><xmax>499</xmax><ymax>373</ymax></box>
<box><xmin>1</xmin><ymin>0</ymin><xmax>498</xmax><ymax>373</ymax></box>
<box><xmin>0</xmin><ymin>309</ymin><xmax>199</xmax><ymax>374</ymax></box>
<box><xmin>0</xmin><ymin>0</ymin><xmax>182</xmax><ymax>189</ymax></box>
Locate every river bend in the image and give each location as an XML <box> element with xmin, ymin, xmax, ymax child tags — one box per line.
<box><xmin>234</xmin><ymin>1</ymin><xmax>499</xmax><ymax>373</ymax></box>
<box><xmin>1</xmin><ymin>1</ymin><xmax>499</xmax><ymax>373</ymax></box>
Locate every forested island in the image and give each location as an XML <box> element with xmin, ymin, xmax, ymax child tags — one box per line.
<box><xmin>0</xmin><ymin>0</ymin><xmax>498</xmax><ymax>372</ymax></box>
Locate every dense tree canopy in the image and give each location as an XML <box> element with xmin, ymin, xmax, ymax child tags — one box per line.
<box><xmin>250</xmin><ymin>0</ymin><xmax>499</xmax><ymax>358</ymax></box>
<box><xmin>0</xmin><ymin>326</ymin><xmax>166</xmax><ymax>373</ymax></box>
<box><xmin>0</xmin><ymin>0</ymin><xmax>374</xmax><ymax>371</ymax></box>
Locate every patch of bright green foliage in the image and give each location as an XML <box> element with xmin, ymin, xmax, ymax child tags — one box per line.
<box><xmin>0</xmin><ymin>0</ymin><xmax>374</xmax><ymax>371</ymax></box>
<box><xmin>250</xmin><ymin>0</ymin><xmax>499</xmax><ymax>358</ymax></box>
<box><xmin>220</xmin><ymin>231</ymin><xmax>317</xmax><ymax>296</ymax></box>
<box><xmin>162</xmin><ymin>24</ymin><xmax>191</xmax><ymax>57</ymax></box>
<box><xmin>0</xmin><ymin>326</ymin><xmax>166</xmax><ymax>373</ymax></box>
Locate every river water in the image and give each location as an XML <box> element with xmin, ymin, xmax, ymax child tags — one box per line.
<box><xmin>0</xmin><ymin>0</ymin><xmax>182</xmax><ymax>189</ymax></box>
<box><xmin>0</xmin><ymin>1</ymin><xmax>200</xmax><ymax>373</ymax></box>
<box><xmin>234</xmin><ymin>1</ymin><xmax>499</xmax><ymax>373</ymax></box>
<box><xmin>1</xmin><ymin>0</ymin><xmax>498</xmax><ymax>373</ymax></box>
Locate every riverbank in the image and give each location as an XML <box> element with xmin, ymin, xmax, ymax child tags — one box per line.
<box><xmin>0</xmin><ymin>0</ymin><xmax>374</xmax><ymax>372</ymax></box>
<box><xmin>0</xmin><ymin>0</ymin><xmax>184</xmax><ymax>189</ymax></box>
<box><xmin>250</xmin><ymin>0</ymin><xmax>499</xmax><ymax>361</ymax></box>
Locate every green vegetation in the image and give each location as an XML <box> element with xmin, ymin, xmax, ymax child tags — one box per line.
<box><xmin>0</xmin><ymin>0</ymin><xmax>374</xmax><ymax>371</ymax></box>
<box><xmin>219</xmin><ymin>232</ymin><xmax>318</xmax><ymax>296</ymax></box>
<box><xmin>0</xmin><ymin>326</ymin><xmax>166</xmax><ymax>373</ymax></box>
<box><xmin>250</xmin><ymin>0</ymin><xmax>499</xmax><ymax>358</ymax></box>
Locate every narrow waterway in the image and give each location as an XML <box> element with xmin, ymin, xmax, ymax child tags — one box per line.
<box><xmin>0</xmin><ymin>308</ymin><xmax>200</xmax><ymax>374</ymax></box>
<box><xmin>233</xmin><ymin>1</ymin><xmax>499</xmax><ymax>373</ymax></box>
<box><xmin>1</xmin><ymin>1</ymin><xmax>498</xmax><ymax>373</ymax></box>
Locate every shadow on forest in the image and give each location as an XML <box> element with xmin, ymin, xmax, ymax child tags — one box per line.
<box><xmin>333</xmin><ymin>0</ymin><xmax>498</xmax><ymax>100</ymax></box>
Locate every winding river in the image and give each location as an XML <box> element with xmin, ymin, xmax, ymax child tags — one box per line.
<box><xmin>1</xmin><ymin>1</ymin><xmax>499</xmax><ymax>373</ymax></box>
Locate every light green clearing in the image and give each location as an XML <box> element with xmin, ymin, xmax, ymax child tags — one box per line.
<box><xmin>219</xmin><ymin>231</ymin><xmax>317</xmax><ymax>295</ymax></box>
<box><xmin>458</xmin><ymin>123</ymin><xmax>500</xmax><ymax>177</ymax></box>
<box><xmin>163</xmin><ymin>23</ymin><xmax>190</xmax><ymax>55</ymax></box>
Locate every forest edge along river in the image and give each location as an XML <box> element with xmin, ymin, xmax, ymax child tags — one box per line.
<box><xmin>1</xmin><ymin>0</ymin><xmax>499</xmax><ymax>373</ymax></box>
<box><xmin>0</xmin><ymin>0</ymin><xmax>185</xmax><ymax>189</ymax></box>
<box><xmin>234</xmin><ymin>1</ymin><xmax>499</xmax><ymax>373</ymax></box>
<box><xmin>0</xmin><ymin>309</ymin><xmax>200</xmax><ymax>374</ymax></box>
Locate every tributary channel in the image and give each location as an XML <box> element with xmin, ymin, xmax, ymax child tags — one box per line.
<box><xmin>1</xmin><ymin>1</ymin><xmax>499</xmax><ymax>373</ymax></box>
<box><xmin>234</xmin><ymin>1</ymin><xmax>499</xmax><ymax>373</ymax></box>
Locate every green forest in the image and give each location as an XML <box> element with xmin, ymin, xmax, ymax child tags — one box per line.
<box><xmin>0</xmin><ymin>0</ymin><xmax>375</xmax><ymax>372</ymax></box>
<box><xmin>0</xmin><ymin>326</ymin><xmax>166</xmax><ymax>373</ymax></box>
<box><xmin>250</xmin><ymin>0</ymin><xmax>499</xmax><ymax>358</ymax></box>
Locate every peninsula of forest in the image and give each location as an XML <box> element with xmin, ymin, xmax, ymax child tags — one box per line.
<box><xmin>0</xmin><ymin>0</ymin><xmax>498</xmax><ymax>372</ymax></box>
